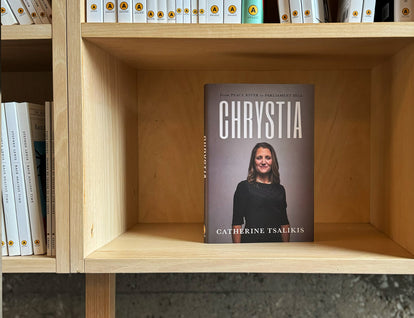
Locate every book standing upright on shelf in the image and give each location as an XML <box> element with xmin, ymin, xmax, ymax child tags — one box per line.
<box><xmin>104</xmin><ymin>0</ymin><xmax>117</xmax><ymax>22</ymax></box>
<box><xmin>361</xmin><ymin>0</ymin><xmax>375</xmax><ymax>22</ymax></box>
<box><xmin>337</xmin><ymin>0</ymin><xmax>362</xmax><ymax>22</ymax></box>
<box><xmin>289</xmin><ymin>0</ymin><xmax>304</xmax><ymax>22</ymax></box>
<box><xmin>1</xmin><ymin>199</ymin><xmax>8</xmax><ymax>256</ymax></box>
<box><xmin>277</xmin><ymin>0</ymin><xmax>291</xmax><ymax>22</ymax></box>
<box><xmin>224</xmin><ymin>0</ymin><xmax>241</xmax><ymax>23</ymax></box>
<box><xmin>394</xmin><ymin>0</ymin><xmax>413</xmax><ymax>21</ymax></box>
<box><xmin>242</xmin><ymin>0</ymin><xmax>263</xmax><ymax>23</ymax></box>
<box><xmin>167</xmin><ymin>0</ymin><xmax>176</xmax><ymax>22</ymax></box>
<box><xmin>147</xmin><ymin>0</ymin><xmax>157</xmax><ymax>22</ymax></box>
<box><xmin>133</xmin><ymin>0</ymin><xmax>147</xmax><ymax>22</ymax></box>
<box><xmin>204</xmin><ymin>84</ymin><xmax>314</xmax><ymax>244</ymax></box>
<box><xmin>87</xmin><ymin>0</ymin><xmax>104</xmax><ymax>22</ymax></box>
<box><xmin>118</xmin><ymin>0</ymin><xmax>133</xmax><ymax>22</ymax></box>
<box><xmin>21</xmin><ymin>0</ymin><xmax>42</xmax><ymax>23</ymax></box>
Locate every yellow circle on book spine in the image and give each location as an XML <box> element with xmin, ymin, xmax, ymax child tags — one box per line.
<box><xmin>106</xmin><ymin>2</ymin><xmax>115</xmax><ymax>10</ymax></box>
<box><xmin>120</xmin><ymin>1</ymin><xmax>128</xmax><ymax>10</ymax></box>
<box><xmin>135</xmin><ymin>3</ymin><xmax>144</xmax><ymax>11</ymax></box>
<box><xmin>168</xmin><ymin>11</ymin><xmax>175</xmax><ymax>17</ymax></box>
<box><xmin>248</xmin><ymin>5</ymin><xmax>258</xmax><ymax>15</ymax></box>
<box><xmin>352</xmin><ymin>10</ymin><xmax>358</xmax><ymax>17</ymax></box>
<box><xmin>228</xmin><ymin>5</ymin><xmax>237</xmax><ymax>13</ymax></box>
<box><xmin>148</xmin><ymin>10</ymin><xmax>154</xmax><ymax>17</ymax></box>
<box><xmin>292</xmin><ymin>10</ymin><xmax>298</xmax><ymax>17</ymax></box>
<box><xmin>304</xmin><ymin>10</ymin><xmax>310</xmax><ymax>16</ymax></box>
<box><xmin>18</xmin><ymin>7</ymin><xmax>24</xmax><ymax>13</ymax></box>
<box><xmin>22</xmin><ymin>240</ymin><xmax>27</xmax><ymax>246</ymax></box>
<box><xmin>282</xmin><ymin>14</ymin><xmax>288</xmax><ymax>20</ymax></box>
<box><xmin>1</xmin><ymin>7</ymin><xmax>5</xmax><ymax>14</ymax></box>
<box><xmin>177</xmin><ymin>8</ymin><xmax>182</xmax><ymax>13</ymax></box>
<box><xmin>402</xmin><ymin>8</ymin><xmax>410</xmax><ymax>15</ymax></box>
<box><xmin>210</xmin><ymin>5</ymin><xmax>219</xmax><ymax>13</ymax></box>
<box><xmin>8</xmin><ymin>241</ymin><xmax>14</xmax><ymax>246</ymax></box>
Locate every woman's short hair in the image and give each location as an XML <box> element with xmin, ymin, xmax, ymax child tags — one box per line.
<box><xmin>247</xmin><ymin>142</ymin><xmax>280</xmax><ymax>184</ymax></box>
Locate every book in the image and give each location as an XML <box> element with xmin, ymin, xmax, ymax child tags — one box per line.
<box><xmin>361</xmin><ymin>0</ymin><xmax>375</xmax><ymax>22</ymax></box>
<box><xmin>45</xmin><ymin>101</ymin><xmax>52</xmax><ymax>256</ymax></box>
<box><xmin>1</xmin><ymin>104</ymin><xmax>21</xmax><ymax>256</ymax></box>
<box><xmin>224</xmin><ymin>0</ymin><xmax>241</xmax><ymax>23</ymax></box>
<box><xmin>191</xmin><ymin>0</ymin><xmax>198</xmax><ymax>22</ymax></box>
<box><xmin>176</xmin><ymin>0</ymin><xmax>183</xmax><ymax>22</ymax></box>
<box><xmin>17</xmin><ymin>103</ymin><xmax>46</xmax><ymax>255</ymax></box>
<box><xmin>206</xmin><ymin>0</ymin><xmax>222</xmax><ymax>23</ymax></box>
<box><xmin>198</xmin><ymin>0</ymin><xmax>207</xmax><ymax>22</ymax></box>
<box><xmin>337</xmin><ymin>0</ymin><xmax>362</xmax><ymax>22</ymax></box>
<box><xmin>21</xmin><ymin>0</ymin><xmax>42</xmax><ymax>23</ymax></box>
<box><xmin>277</xmin><ymin>0</ymin><xmax>291</xmax><ymax>23</ymax></box>
<box><xmin>302</xmin><ymin>0</ymin><xmax>326</xmax><ymax>23</ymax></box>
<box><xmin>37</xmin><ymin>0</ymin><xmax>51</xmax><ymax>21</ymax></box>
<box><xmin>395</xmin><ymin>0</ymin><xmax>413</xmax><ymax>21</ymax></box>
<box><xmin>1</xmin><ymin>198</ymin><xmax>8</xmax><ymax>256</ymax></box>
<box><xmin>4</xmin><ymin>102</ymin><xmax>33</xmax><ymax>255</ymax></box>
<box><xmin>8</xmin><ymin>0</ymin><xmax>34</xmax><ymax>24</ymax></box>
<box><xmin>167</xmin><ymin>0</ymin><xmax>176</xmax><ymax>22</ymax></box>
<box><xmin>1</xmin><ymin>0</ymin><xmax>19</xmax><ymax>25</ymax></box>
<box><xmin>204</xmin><ymin>84</ymin><xmax>314</xmax><ymax>243</ymax></box>
<box><xmin>104</xmin><ymin>0</ymin><xmax>117</xmax><ymax>22</ymax></box>
<box><xmin>242</xmin><ymin>0</ymin><xmax>263</xmax><ymax>23</ymax></box>
<box><xmin>87</xmin><ymin>0</ymin><xmax>103</xmax><ymax>22</ymax></box>
<box><xmin>30</xmin><ymin>0</ymin><xmax>50</xmax><ymax>24</ymax></box>
<box><xmin>133</xmin><ymin>0</ymin><xmax>146</xmax><ymax>22</ymax></box>
<box><xmin>157</xmin><ymin>0</ymin><xmax>167</xmax><ymax>22</ymax></box>
<box><xmin>118</xmin><ymin>0</ymin><xmax>132</xmax><ymax>22</ymax></box>
<box><xmin>50</xmin><ymin>102</ymin><xmax>56</xmax><ymax>256</ymax></box>
<box><xmin>147</xmin><ymin>0</ymin><xmax>157</xmax><ymax>22</ymax></box>
<box><xmin>289</xmin><ymin>0</ymin><xmax>303</xmax><ymax>22</ymax></box>
<box><xmin>183</xmin><ymin>0</ymin><xmax>191</xmax><ymax>22</ymax></box>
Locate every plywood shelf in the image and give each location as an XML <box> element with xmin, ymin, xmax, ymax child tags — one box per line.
<box><xmin>1</xmin><ymin>25</ymin><xmax>52</xmax><ymax>40</ymax></box>
<box><xmin>2</xmin><ymin>255</ymin><xmax>56</xmax><ymax>273</ymax></box>
<box><xmin>84</xmin><ymin>223</ymin><xmax>414</xmax><ymax>274</ymax></box>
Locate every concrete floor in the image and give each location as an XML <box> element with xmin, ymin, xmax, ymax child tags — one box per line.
<box><xmin>3</xmin><ymin>274</ymin><xmax>414</xmax><ymax>317</ymax></box>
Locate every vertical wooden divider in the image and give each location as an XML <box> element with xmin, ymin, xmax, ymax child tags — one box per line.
<box><xmin>86</xmin><ymin>274</ymin><xmax>116</xmax><ymax>318</ymax></box>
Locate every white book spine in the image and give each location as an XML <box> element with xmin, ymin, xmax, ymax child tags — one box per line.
<box><xmin>5</xmin><ymin>102</ymin><xmax>33</xmax><ymax>256</ymax></box>
<box><xmin>191</xmin><ymin>0</ymin><xmax>198</xmax><ymax>22</ymax></box>
<box><xmin>1</xmin><ymin>0</ymin><xmax>18</xmax><ymax>25</ymax></box>
<box><xmin>118</xmin><ymin>0</ymin><xmax>132</xmax><ymax>22</ymax></box>
<box><xmin>206</xmin><ymin>0</ymin><xmax>223</xmax><ymax>23</ymax></box>
<box><xmin>45</xmin><ymin>102</ymin><xmax>51</xmax><ymax>256</ymax></box>
<box><xmin>37</xmin><ymin>0</ymin><xmax>51</xmax><ymax>22</ymax></box>
<box><xmin>30</xmin><ymin>0</ymin><xmax>49</xmax><ymax>23</ymax></box>
<box><xmin>133</xmin><ymin>0</ymin><xmax>146</xmax><ymax>22</ymax></box>
<box><xmin>302</xmin><ymin>0</ymin><xmax>324</xmax><ymax>23</ymax></box>
<box><xmin>338</xmin><ymin>0</ymin><xmax>362</xmax><ymax>22</ymax></box>
<box><xmin>361</xmin><ymin>0</ymin><xmax>375</xmax><ymax>22</ymax></box>
<box><xmin>157</xmin><ymin>0</ymin><xmax>167</xmax><ymax>22</ymax></box>
<box><xmin>198</xmin><ymin>0</ymin><xmax>207</xmax><ymax>22</ymax></box>
<box><xmin>147</xmin><ymin>0</ymin><xmax>157</xmax><ymax>22</ymax></box>
<box><xmin>21</xmin><ymin>0</ymin><xmax>41</xmax><ymax>23</ymax></box>
<box><xmin>1</xmin><ymin>105</ymin><xmax>21</xmax><ymax>256</ymax></box>
<box><xmin>167</xmin><ymin>0</ymin><xmax>176</xmax><ymax>22</ymax></box>
<box><xmin>183</xmin><ymin>0</ymin><xmax>191</xmax><ymax>22</ymax></box>
<box><xmin>104</xmin><ymin>0</ymin><xmax>117</xmax><ymax>22</ymax></box>
<box><xmin>1</xmin><ymin>199</ymin><xmax>8</xmax><ymax>256</ymax></box>
<box><xmin>224</xmin><ymin>0</ymin><xmax>241</xmax><ymax>23</ymax></box>
<box><xmin>394</xmin><ymin>0</ymin><xmax>413</xmax><ymax>21</ymax></box>
<box><xmin>289</xmin><ymin>0</ymin><xmax>303</xmax><ymax>22</ymax></box>
<box><xmin>17</xmin><ymin>103</ymin><xmax>46</xmax><ymax>255</ymax></box>
<box><xmin>175</xmin><ymin>0</ymin><xmax>183</xmax><ymax>22</ymax></box>
<box><xmin>87</xmin><ymin>0</ymin><xmax>103</xmax><ymax>22</ymax></box>
<box><xmin>277</xmin><ymin>0</ymin><xmax>291</xmax><ymax>22</ymax></box>
<box><xmin>8</xmin><ymin>0</ymin><xmax>34</xmax><ymax>24</ymax></box>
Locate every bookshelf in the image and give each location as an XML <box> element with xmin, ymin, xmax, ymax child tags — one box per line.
<box><xmin>1</xmin><ymin>0</ymin><xmax>70</xmax><ymax>273</ymax></box>
<box><xmin>67</xmin><ymin>14</ymin><xmax>414</xmax><ymax>275</ymax></box>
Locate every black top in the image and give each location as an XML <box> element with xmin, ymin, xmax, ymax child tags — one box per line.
<box><xmin>232</xmin><ymin>180</ymin><xmax>289</xmax><ymax>243</ymax></box>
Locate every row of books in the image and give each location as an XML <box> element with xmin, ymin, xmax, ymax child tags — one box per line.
<box><xmin>1</xmin><ymin>102</ymin><xmax>55</xmax><ymax>257</ymax></box>
<box><xmin>0</xmin><ymin>0</ymin><xmax>52</xmax><ymax>25</ymax></box>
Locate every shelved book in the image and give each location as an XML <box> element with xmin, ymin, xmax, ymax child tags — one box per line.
<box><xmin>204</xmin><ymin>84</ymin><xmax>314</xmax><ymax>243</ymax></box>
<box><xmin>0</xmin><ymin>0</ymin><xmax>52</xmax><ymax>25</ymax></box>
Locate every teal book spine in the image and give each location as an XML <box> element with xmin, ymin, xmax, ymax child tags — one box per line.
<box><xmin>241</xmin><ymin>0</ymin><xmax>263</xmax><ymax>23</ymax></box>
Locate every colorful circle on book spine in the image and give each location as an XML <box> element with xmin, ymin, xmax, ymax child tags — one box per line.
<box><xmin>8</xmin><ymin>241</ymin><xmax>14</xmax><ymax>246</ymax></box>
<box><xmin>228</xmin><ymin>5</ymin><xmax>237</xmax><ymax>13</ymax></box>
<box><xmin>184</xmin><ymin>8</ymin><xmax>190</xmax><ymax>13</ymax></box>
<box><xmin>1</xmin><ymin>7</ymin><xmax>5</xmax><ymax>14</ymax></box>
<box><xmin>168</xmin><ymin>11</ymin><xmax>175</xmax><ymax>17</ymax></box>
<box><xmin>32</xmin><ymin>12</ymin><xmax>37</xmax><ymax>17</ymax></box>
<box><xmin>22</xmin><ymin>240</ymin><xmax>27</xmax><ymax>246</ymax></box>
<box><xmin>135</xmin><ymin>3</ymin><xmax>144</xmax><ymax>11</ymax></box>
<box><xmin>402</xmin><ymin>8</ymin><xmax>410</xmax><ymax>15</ymax></box>
<box><xmin>282</xmin><ymin>14</ymin><xmax>288</xmax><ymax>20</ymax></box>
<box><xmin>352</xmin><ymin>10</ymin><xmax>359</xmax><ymax>17</ymax></box>
<box><xmin>304</xmin><ymin>10</ymin><xmax>310</xmax><ymax>16</ymax></box>
<box><xmin>248</xmin><ymin>5</ymin><xmax>258</xmax><ymax>15</ymax></box>
<box><xmin>193</xmin><ymin>9</ymin><xmax>198</xmax><ymax>14</ymax></box>
<box><xmin>34</xmin><ymin>240</ymin><xmax>40</xmax><ymax>246</ymax></box>
<box><xmin>210</xmin><ymin>5</ymin><xmax>219</xmax><ymax>13</ymax></box>
<box><xmin>365</xmin><ymin>9</ymin><xmax>372</xmax><ymax>16</ymax></box>
<box><xmin>158</xmin><ymin>11</ymin><xmax>164</xmax><ymax>18</ymax></box>
<box><xmin>200</xmin><ymin>8</ymin><xmax>205</xmax><ymax>14</ymax></box>
<box><xmin>18</xmin><ymin>7</ymin><xmax>24</xmax><ymax>14</ymax></box>
<box><xmin>177</xmin><ymin>8</ymin><xmax>182</xmax><ymax>13</ymax></box>
<box><xmin>120</xmin><ymin>1</ymin><xmax>128</xmax><ymax>10</ymax></box>
<box><xmin>106</xmin><ymin>2</ymin><xmax>115</xmax><ymax>10</ymax></box>
<box><xmin>1</xmin><ymin>241</ymin><xmax>4</xmax><ymax>246</ymax></box>
<box><xmin>292</xmin><ymin>10</ymin><xmax>298</xmax><ymax>17</ymax></box>
<box><xmin>148</xmin><ymin>10</ymin><xmax>154</xmax><ymax>17</ymax></box>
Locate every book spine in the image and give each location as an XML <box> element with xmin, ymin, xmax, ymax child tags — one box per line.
<box><xmin>277</xmin><ymin>0</ymin><xmax>291</xmax><ymax>22</ymax></box>
<box><xmin>242</xmin><ymin>0</ymin><xmax>263</xmax><ymax>23</ymax></box>
<box><xmin>37</xmin><ymin>0</ymin><xmax>51</xmax><ymax>22</ymax></box>
<box><xmin>361</xmin><ymin>0</ymin><xmax>375</xmax><ymax>22</ymax></box>
<box><xmin>338</xmin><ymin>0</ymin><xmax>362</xmax><ymax>22</ymax></box>
<box><xmin>394</xmin><ymin>0</ymin><xmax>413</xmax><ymax>21</ymax></box>
<box><xmin>118</xmin><ymin>0</ymin><xmax>132</xmax><ymax>22</ymax></box>
<box><xmin>183</xmin><ymin>0</ymin><xmax>191</xmax><ymax>22</ymax></box>
<box><xmin>191</xmin><ymin>0</ymin><xmax>198</xmax><ymax>22</ymax></box>
<box><xmin>167</xmin><ymin>0</ymin><xmax>176</xmax><ymax>22</ymax></box>
<box><xmin>147</xmin><ymin>0</ymin><xmax>157</xmax><ymax>22</ymax></box>
<box><xmin>87</xmin><ymin>0</ymin><xmax>103</xmax><ymax>22</ymax></box>
<box><xmin>157</xmin><ymin>0</ymin><xmax>167</xmax><ymax>22</ymax></box>
<box><xmin>104</xmin><ymin>0</ymin><xmax>117</xmax><ymax>22</ymax></box>
<box><xmin>1</xmin><ymin>104</ymin><xmax>21</xmax><ymax>256</ymax></box>
<box><xmin>50</xmin><ymin>102</ymin><xmax>56</xmax><ymax>256</ymax></box>
<box><xmin>133</xmin><ymin>0</ymin><xmax>146</xmax><ymax>22</ymax></box>
<box><xmin>21</xmin><ymin>0</ymin><xmax>41</xmax><ymax>23</ymax></box>
<box><xmin>224</xmin><ymin>0</ymin><xmax>241</xmax><ymax>23</ymax></box>
<box><xmin>30</xmin><ymin>0</ymin><xmax>49</xmax><ymax>23</ymax></box>
<box><xmin>289</xmin><ymin>0</ymin><xmax>303</xmax><ymax>22</ymax></box>
<box><xmin>1</xmin><ymin>199</ymin><xmax>8</xmax><ymax>256</ymax></box>
<box><xmin>198</xmin><ymin>0</ymin><xmax>206</xmax><ymax>22</ymax></box>
<box><xmin>8</xmin><ymin>0</ymin><xmax>34</xmax><ymax>24</ymax></box>
<box><xmin>5</xmin><ymin>102</ymin><xmax>33</xmax><ymax>256</ymax></box>
<box><xmin>45</xmin><ymin>101</ymin><xmax>51</xmax><ymax>256</ymax></box>
<box><xmin>1</xmin><ymin>0</ymin><xmax>19</xmax><ymax>25</ymax></box>
<box><xmin>175</xmin><ymin>0</ymin><xmax>183</xmax><ymax>22</ymax></box>
<box><xmin>303</xmin><ymin>0</ymin><xmax>324</xmax><ymax>22</ymax></box>
<box><xmin>17</xmin><ymin>103</ymin><xmax>46</xmax><ymax>255</ymax></box>
<box><xmin>206</xmin><ymin>0</ymin><xmax>222</xmax><ymax>23</ymax></box>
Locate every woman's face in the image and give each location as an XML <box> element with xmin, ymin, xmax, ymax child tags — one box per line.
<box><xmin>254</xmin><ymin>147</ymin><xmax>272</xmax><ymax>175</ymax></box>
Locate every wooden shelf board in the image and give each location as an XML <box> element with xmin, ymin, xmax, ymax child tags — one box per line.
<box><xmin>2</xmin><ymin>255</ymin><xmax>56</xmax><ymax>273</ymax></box>
<box><xmin>81</xmin><ymin>23</ymin><xmax>414</xmax><ymax>70</ymax></box>
<box><xmin>84</xmin><ymin>223</ymin><xmax>414</xmax><ymax>274</ymax></box>
<box><xmin>1</xmin><ymin>24</ymin><xmax>52</xmax><ymax>40</ymax></box>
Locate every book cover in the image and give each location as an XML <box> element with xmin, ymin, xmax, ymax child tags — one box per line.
<box><xmin>104</xmin><ymin>0</ymin><xmax>117</xmax><ymax>22</ymax></box>
<box><xmin>242</xmin><ymin>0</ymin><xmax>263</xmax><ymax>23</ymax></box>
<box><xmin>167</xmin><ymin>0</ymin><xmax>175</xmax><ymax>22</ymax></box>
<box><xmin>118</xmin><ymin>0</ymin><xmax>132</xmax><ymax>22</ymax></box>
<box><xmin>157</xmin><ymin>0</ymin><xmax>167</xmax><ymax>22</ymax></box>
<box><xmin>191</xmin><ymin>0</ymin><xmax>198</xmax><ymax>22</ymax></box>
<box><xmin>87</xmin><ymin>0</ymin><xmax>103</xmax><ymax>22</ymax></box>
<box><xmin>277</xmin><ymin>0</ymin><xmax>291</xmax><ymax>23</ymax></box>
<box><xmin>133</xmin><ymin>0</ymin><xmax>146</xmax><ymax>22</ymax></box>
<box><xmin>183</xmin><ymin>0</ymin><xmax>191</xmax><ymax>22</ymax></box>
<box><xmin>289</xmin><ymin>0</ymin><xmax>303</xmax><ymax>22</ymax></box>
<box><xmin>206</xmin><ymin>0</ymin><xmax>222</xmax><ymax>22</ymax></box>
<box><xmin>394</xmin><ymin>0</ymin><xmax>413</xmax><ymax>21</ymax></box>
<box><xmin>224</xmin><ymin>0</ymin><xmax>241</xmax><ymax>23</ymax></box>
<box><xmin>147</xmin><ymin>0</ymin><xmax>157</xmax><ymax>22</ymax></box>
<box><xmin>198</xmin><ymin>0</ymin><xmax>207</xmax><ymax>22</ymax></box>
<box><xmin>1</xmin><ymin>0</ymin><xmax>19</xmax><ymax>25</ymax></box>
<box><xmin>204</xmin><ymin>84</ymin><xmax>314</xmax><ymax>243</ymax></box>
<box><xmin>175</xmin><ymin>0</ymin><xmax>183</xmax><ymax>22</ymax></box>
<box><xmin>361</xmin><ymin>0</ymin><xmax>375</xmax><ymax>22</ymax></box>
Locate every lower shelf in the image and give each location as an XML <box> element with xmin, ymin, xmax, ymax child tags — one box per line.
<box><xmin>2</xmin><ymin>255</ymin><xmax>56</xmax><ymax>273</ymax></box>
<box><xmin>85</xmin><ymin>223</ymin><xmax>414</xmax><ymax>274</ymax></box>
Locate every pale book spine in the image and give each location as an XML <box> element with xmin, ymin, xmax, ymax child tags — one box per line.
<box><xmin>394</xmin><ymin>0</ymin><xmax>413</xmax><ymax>21</ymax></box>
<box><xmin>30</xmin><ymin>0</ymin><xmax>49</xmax><ymax>23</ymax></box>
<box><xmin>206</xmin><ymin>0</ymin><xmax>223</xmax><ymax>23</ymax></box>
<box><xmin>302</xmin><ymin>0</ymin><xmax>324</xmax><ymax>23</ymax></box>
<box><xmin>37</xmin><ymin>0</ymin><xmax>51</xmax><ymax>22</ymax></box>
<box><xmin>8</xmin><ymin>0</ymin><xmax>34</xmax><ymax>24</ymax></box>
<box><xmin>133</xmin><ymin>0</ymin><xmax>146</xmax><ymax>22</ymax></box>
<box><xmin>5</xmin><ymin>102</ymin><xmax>33</xmax><ymax>256</ymax></box>
<box><xmin>1</xmin><ymin>104</ymin><xmax>21</xmax><ymax>256</ymax></box>
<box><xmin>224</xmin><ymin>0</ymin><xmax>241</xmax><ymax>23</ymax></box>
<box><xmin>198</xmin><ymin>0</ymin><xmax>207</xmax><ymax>22</ymax></box>
<box><xmin>175</xmin><ymin>0</ymin><xmax>183</xmax><ymax>22</ymax></box>
<box><xmin>87</xmin><ymin>0</ymin><xmax>103</xmax><ymax>22</ymax></box>
<box><xmin>17</xmin><ymin>103</ymin><xmax>46</xmax><ymax>255</ymax></box>
<box><xmin>118</xmin><ymin>0</ymin><xmax>132</xmax><ymax>22</ymax></box>
<box><xmin>277</xmin><ymin>0</ymin><xmax>291</xmax><ymax>22</ymax></box>
<box><xmin>338</xmin><ymin>0</ymin><xmax>362</xmax><ymax>22</ymax></box>
<box><xmin>191</xmin><ymin>0</ymin><xmax>197</xmax><ymax>22</ymax></box>
<box><xmin>51</xmin><ymin>102</ymin><xmax>56</xmax><ymax>256</ymax></box>
<box><xmin>104</xmin><ymin>0</ymin><xmax>117</xmax><ymax>22</ymax></box>
<box><xmin>183</xmin><ymin>0</ymin><xmax>191</xmax><ymax>22</ymax></box>
<box><xmin>361</xmin><ymin>0</ymin><xmax>375</xmax><ymax>22</ymax></box>
<box><xmin>289</xmin><ymin>0</ymin><xmax>303</xmax><ymax>22</ymax></box>
<box><xmin>21</xmin><ymin>0</ymin><xmax>42</xmax><ymax>23</ymax></box>
<box><xmin>157</xmin><ymin>0</ymin><xmax>167</xmax><ymax>22</ymax></box>
<box><xmin>45</xmin><ymin>101</ymin><xmax>52</xmax><ymax>256</ymax></box>
<box><xmin>1</xmin><ymin>199</ymin><xmax>8</xmax><ymax>256</ymax></box>
<box><xmin>167</xmin><ymin>0</ymin><xmax>176</xmax><ymax>22</ymax></box>
<box><xmin>147</xmin><ymin>0</ymin><xmax>157</xmax><ymax>22</ymax></box>
<box><xmin>1</xmin><ymin>0</ymin><xmax>19</xmax><ymax>25</ymax></box>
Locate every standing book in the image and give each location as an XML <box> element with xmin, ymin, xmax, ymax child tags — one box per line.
<box><xmin>1</xmin><ymin>0</ymin><xmax>19</xmax><ymax>25</ymax></box>
<box><xmin>204</xmin><ymin>84</ymin><xmax>314</xmax><ymax>243</ymax></box>
<box><xmin>1</xmin><ymin>198</ymin><xmax>8</xmax><ymax>256</ymax></box>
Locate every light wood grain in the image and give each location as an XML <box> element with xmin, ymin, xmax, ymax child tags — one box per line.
<box><xmin>84</xmin><ymin>223</ymin><xmax>414</xmax><ymax>274</ymax></box>
<box><xmin>2</xmin><ymin>256</ymin><xmax>56</xmax><ymax>273</ymax></box>
<box><xmin>86</xmin><ymin>274</ymin><xmax>115</xmax><ymax>318</ymax></box>
<box><xmin>1</xmin><ymin>25</ymin><xmax>52</xmax><ymax>40</ymax></box>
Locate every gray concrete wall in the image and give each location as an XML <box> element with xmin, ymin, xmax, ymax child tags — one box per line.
<box><xmin>3</xmin><ymin>274</ymin><xmax>414</xmax><ymax>317</ymax></box>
